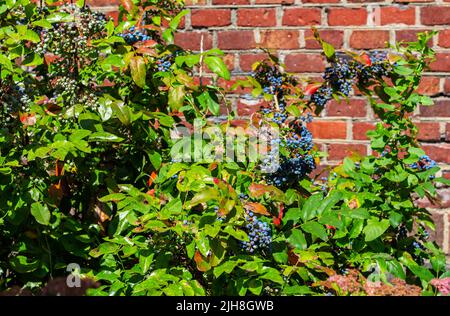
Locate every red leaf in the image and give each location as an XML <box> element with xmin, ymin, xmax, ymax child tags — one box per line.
<box><xmin>305</xmin><ymin>83</ymin><xmax>321</xmax><ymax>96</ymax></box>
<box><xmin>361</xmin><ymin>53</ymin><xmax>372</xmax><ymax>66</ymax></box>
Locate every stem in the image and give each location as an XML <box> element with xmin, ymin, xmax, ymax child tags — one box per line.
<box><xmin>199</xmin><ymin>34</ymin><xmax>204</xmax><ymax>88</ymax></box>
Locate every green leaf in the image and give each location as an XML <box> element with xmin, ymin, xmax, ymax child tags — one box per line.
<box><xmin>204</xmin><ymin>56</ymin><xmax>230</xmax><ymax>80</ymax></box>
<box><xmin>149</xmin><ymin>151</ymin><xmax>162</xmax><ymax>170</ymax></box>
<box><xmin>399</xmin><ymin>252</ymin><xmax>434</xmax><ymax>282</ymax></box>
<box><xmin>89</xmin><ymin>132</ymin><xmax>124</xmax><ymax>143</ymax></box>
<box><xmin>130</xmin><ymin>56</ymin><xmax>146</xmax><ymax>88</ymax></box>
<box><xmin>301</xmin><ymin>221</ymin><xmax>328</xmax><ymax>241</ymax></box>
<box><xmin>322</xmin><ymin>41</ymin><xmax>335</xmax><ymax>59</ymax></box>
<box><xmin>168</xmin><ymin>85</ymin><xmax>185</xmax><ymax>110</ymax></box>
<box><xmin>111</xmin><ymin>100</ymin><xmax>132</xmax><ymax>126</ymax></box>
<box><xmin>363</xmin><ymin>219</ymin><xmax>390</xmax><ymax>242</ymax></box>
<box><xmin>287</xmin><ymin>229</ymin><xmax>307</xmax><ymax>250</ymax></box>
<box><xmin>213</xmin><ymin>261</ymin><xmax>238</xmax><ymax>278</ymax></box>
<box><xmin>197</xmin><ymin>90</ymin><xmax>220</xmax><ymax>116</ymax></box>
<box><xmin>301</xmin><ymin>193</ymin><xmax>323</xmax><ymax>221</ymax></box>
<box><xmin>9</xmin><ymin>256</ymin><xmax>39</xmax><ymax>273</ymax></box>
<box><xmin>169</xmin><ymin>10</ymin><xmax>189</xmax><ymax>30</ymax></box>
<box><xmin>31</xmin><ymin>202</ymin><xmax>50</xmax><ymax>225</ymax></box>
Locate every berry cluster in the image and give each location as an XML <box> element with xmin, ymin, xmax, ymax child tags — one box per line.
<box><xmin>410</xmin><ymin>155</ymin><xmax>437</xmax><ymax>171</ymax></box>
<box><xmin>309</xmin><ymin>52</ymin><xmax>390</xmax><ymax>109</ymax></box>
<box><xmin>119</xmin><ymin>26</ymin><xmax>152</xmax><ymax>45</ymax></box>
<box><xmin>251</xmin><ymin>62</ymin><xmax>316</xmax><ymax>189</ymax></box>
<box><xmin>241</xmin><ymin>210</ymin><xmax>271</xmax><ymax>253</ymax></box>
<box><xmin>323</xmin><ymin>58</ymin><xmax>356</xmax><ymax>97</ymax></box>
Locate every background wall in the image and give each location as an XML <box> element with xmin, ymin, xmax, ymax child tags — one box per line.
<box><xmin>90</xmin><ymin>0</ymin><xmax>450</xmax><ymax>258</ymax></box>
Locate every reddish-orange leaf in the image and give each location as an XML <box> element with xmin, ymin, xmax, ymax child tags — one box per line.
<box><xmin>244</xmin><ymin>202</ymin><xmax>270</xmax><ymax>216</ymax></box>
<box><xmin>120</xmin><ymin>0</ymin><xmax>134</xmax><ymax>13</ymax></box>
<box><xmin>194</xmin><ymin>251</ymin><xmax>210</xmax><ymax>272</ymax></box>
<box><xmin>20</xmin><ymin>113</ymin><xmax>36</xmax><ymax>126</ymax></box>
<box><xmin>305</xmin><ymin>83</ymin><xmax>321</xmax><ymax>96</ymax></box>
<box><xmin>147</xmin><ymin>171</ymin><xmax>158</xmax><ymax>187</ymax></box>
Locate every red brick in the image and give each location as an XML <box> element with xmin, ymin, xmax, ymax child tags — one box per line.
<box><xmin>430</xmin><ymin>53</ymin><xmax>450</xmax><ymax>72</ymax></box>
<box><xmin>237</xmin><ymin>8</ymin><xmax>276</xmax><ymax>27</ymax></box>
<box><xmin>258</xmin><ymin>30</ymin><xmax>299</xmax><ymax>49</ymax></box>
<box><xmin>212</xmin><ymin>0</ymin><xmax>249</xmax><ymax>4</ymax></box>
<box><xmin>445</xmin><ymin>78</ymin><xmax>450</xmax><ymax>94</ymax></box>
<box><xmin>303</xmin><ymin>0</ymin><xmax>339</xmax><ymax>2</ymax></box>
<box><xmin>328</xmin><ymin>8</ymin><xmax>368</xmax><ymax>26</ymax></box>
<box><xmin>284</xmin><ymin>53</ymin><xmax>326</xmax><ymax>72</ymax></box>
<box><xmin>237</xmin><ymin>98</ymin><xmax>268</xmax><ymax>116</ymax></box>
<box><xmin>439</xmin><ymin>29</ymin><xmax>450</xmax><ymax>48</ymax></box>
<box><xmin>218</xmin><ymin>31</ymin><xmax>256</xmax><ymax>50</ymax></box>
<box><xmin>254</xmin><ymin>0</ymin><xmax>294</xmax><ymax>3</ymax></box>
<box><xmin>327</xmin><ymin>99</ymin><xmax>367</xmax><ymax>117</ymax></box>
<box><xmin>420</xmin><ymin>100</ymin><xmax>450</xmax><ymax>117</ymax></box>
<box><xmin>353</xmin><ymin>122</ymin><xmax>376</xmax><ymax>140</ymax></box>
<box><xmin>416</xmin><ymin>122</ymin><xmax>441</xmax><ymax>141</ymax></box>
<box><xmin>396</xmin><ymin>29</ymin><xmax>429</xmax><ymax>43</ymax></box>
<box><xmin>174</xmin><ymin>32</ymin><xmax>213</xmax><ymax>51</ymax></box>
<box><xmin>191</xmin><ymin>9</ymin><xmax>231</xmax><ymax>28</ymax></box>
<box><xmin>421</xmin><ymin>7</ymin><xmax>450</xmax><ymax>25</ymax></box>
<box><xmin>417</xmin><ymin>77</ymin><xmax>441</xmax><ymax>96</ymax></box>
<box><xmin>305</xmin><ymin>30</ymin><xmax>344</xmax><ymax>49</ymax></box>
<box><xmin>239</xmin><ymin>53</ymin><xmax>270</xmax><ymax>72</ymax></box>
<box><xmin>423</xmin><ymin>144</ymin><xmax>450</xmax><ymax>163</ymax></box>
<box><xmin>307</xmin><ymin>121</ymin><xmax>347</xmax><ymax>139</ymax></box>
<box><xmin>282</xmin><ymin>8</ymin><xmax>322</xmax><ymax>26</ymax></box>
<box><xmin>394</xmin><ymin>0</ymin><xmax>433</xmax><ymax>2</ymax></box>
<box><xmin>380</xmin><ymin>7</ymin><xmax>415</xmax><ymax>25</ymax></box>
<box><xmin>350</xmin><ymin>31</ymin><xmax>389</xmax><ymax>49</ymax></box>
<box><xmin>328</xmin><ymin>144</ymin><xmax>368</xmax><ymax>161</ymax></box>
<box><xmin>446</xmin><ymin>123</ymin><xmax>450</xmax><ymax>141</ymax></box>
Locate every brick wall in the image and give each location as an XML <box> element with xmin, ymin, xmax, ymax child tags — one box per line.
<box><xmin>90</xmin><ymin>0</ymin><xmax>450</xmax><ymax>257</ymax></box>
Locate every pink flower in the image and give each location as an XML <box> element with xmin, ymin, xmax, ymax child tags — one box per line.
<box><xmin>430</xmin><ymin>278</ymin><xmax>450</xmax><ymax>295</ymax></box>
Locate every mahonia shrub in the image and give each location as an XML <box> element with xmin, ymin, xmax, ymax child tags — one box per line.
<box><xmin>0</xmin><ymin>0</ymin><xmax>449</xmax><ymax>296</ymax></box>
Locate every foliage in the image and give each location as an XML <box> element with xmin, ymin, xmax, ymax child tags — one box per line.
<box><xmin>0</xmin><ymin>0</ymin><xmax>448</xmax><ymax>296</ymax></box>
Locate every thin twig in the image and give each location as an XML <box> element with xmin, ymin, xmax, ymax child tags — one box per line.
<box><xmin>199</xmin><ymin>34</ymin><xmax>204</xmax><ymax>87</ymax></box>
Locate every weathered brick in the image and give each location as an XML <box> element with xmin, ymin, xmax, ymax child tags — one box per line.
<box><xmin>353</xmin><ymin>122</ymin><xmax>376</xmax><ymax>140</ymax></box>
<box><xmin>423</xmin><ymin>144</ymin><xmax>450</xmax><ymax>163</ymax></box>
<box><xmin>305</xmin><ymin>30</ymin><xmax>344</xmax><ymax>49</ymax></box>
<box><xmin>421</xmin><ymin>7</ymin><xmax>450</xmax><ymax>25</ymax></box>
<box><xmin>417</xmin><ymin>77</ymin><xmax>441</xmax><ymax>96</ymax></box>
<box><xmin>328</xmin><ymin>144</ymin><xmax>368</xmax><ymax>160</ymax></box>
<box><xmin>284</xmin><ymin>53</ymin><xmax>326</xmax><ymax>72</ymax></box>
<box><xmin>174</xmin><ymin>32</ymin><xmax>213</xmax><ymax>51</ymax></box>
<box><xmin>430</xmin><ymin>53</ymin><xmax>450</xmax><ymax>72</ymax></box>
<box><xmin>420</xmin><ymin>100</ymin><xmax>450</xmax><ymax>117</ymax></box>
<box><xmin>416</xmin><ymin>122</ymin><xmax>441</xmax><ymax>141</ymax></box>
<box><xmin>239</xmin><ymin>53</ymin><xmax>270</xmax><ymax>72</ymax></box>
<box><xmin>350</xmin><ymin>31</ymin><xmax>390</xmax><ymax>49</ymax></box>
<box><xmin>439</xmin><ymin>29</ymin><xmax>450</xmax><ymax>48</ymax></box>
<box><xmin>380</xmin><ymin>6</ymin><xmax>416</xmax><ymax>25</ymax></box>
<box><xmin>282</xmin><ymin>8</ymin><xmax>322</xmax><ymax>26</ymax></box>
<box><xmin>328</xmin><ymin>8</ymin><xmax>368</xmax><ymax>26</ymax></box>
<box><xmin>307</xmin><ymin>121</ymin><xmax>347</xmax><ymax>139</ymax></box>
<box><xmin>191</xmin><ymin>9</ymin><xmax>231</xmax><ymax>28</ymax></box>
<box><xmin>218</xmin><ymin>31</ymin><xmax>256</xmax><ymax>50</ymax></box>
<box><xmin>258</xmin><ymin>30</ymin><xmax>300</xmax><ymax>49</ymax></box>
<box><xmin>237</xmin><ymin>8</ymin><xmax>277</xmax><ymax>27</ymax></box>
<box><xmin>326</xmin><ymin>99</ymin><xmax>367</xmax><ymax>117</ymax></box>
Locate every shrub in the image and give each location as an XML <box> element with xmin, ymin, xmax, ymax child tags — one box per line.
<box><xmin>0</xmin><ymin>0</ymin><xmax>448</xmax><ymax>296</ymax></box>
